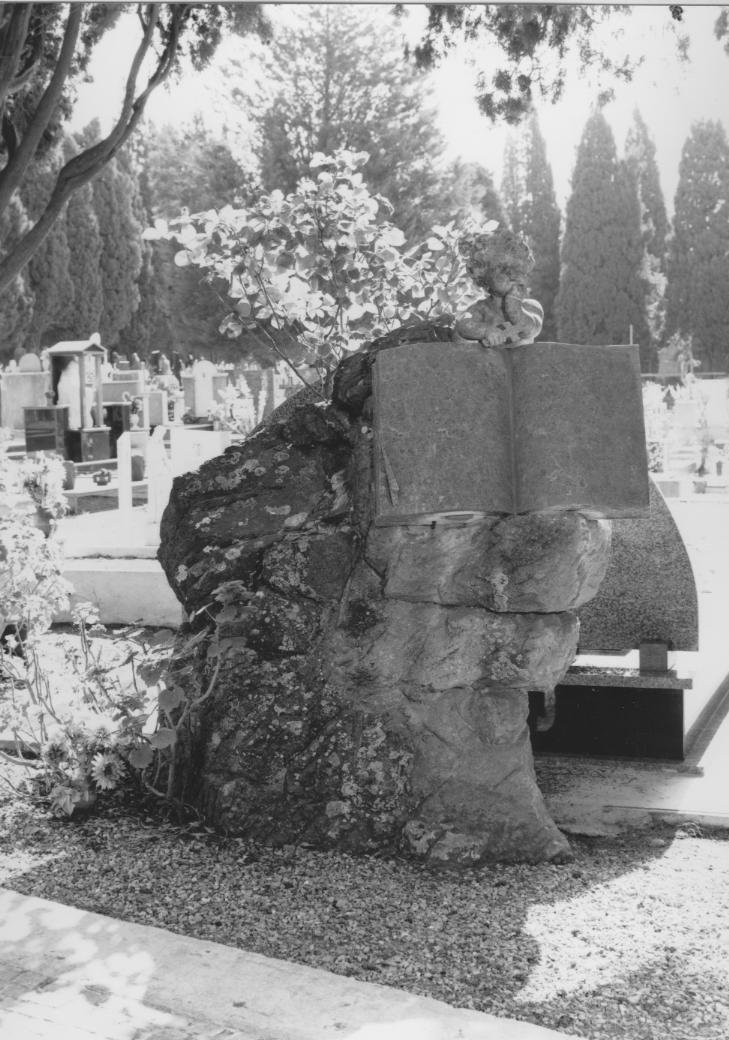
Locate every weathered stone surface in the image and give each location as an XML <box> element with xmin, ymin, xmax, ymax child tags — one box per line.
<box><xmin>158</xmin><ymin>330</ymin><xmax>619</xmax><ymax>866</ymax></box>
<box><xmin>330</xmin><ymin>597</ymin><xmax>578</xmax><ymax>694</ymax></box>
<box><xmin>577</xmin><ymin>478</ymin><xmax>698</xmax><ymax>651</ymax></box>
<box><xmin>158</xmin><ymin>404</ymin><xmax>352</xmax><ymax>610</ymax></box>
<box><xmin>369</xmin><ymin>513</ymin><xmax>611</xmax><ymax>613</ymax></box>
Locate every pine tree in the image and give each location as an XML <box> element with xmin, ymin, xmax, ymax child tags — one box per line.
<box><xmin>250</xmin><ymin>5</ymin><xmax>451</xmax><ymax>243</ymax></box>
<box><xmin>0</xmin><ymin>195</ymin><xmax>35</xmax><ymax>361</ymax></box>
<box><xmin>138</xmin><ymin>119</ymin><xmax>252</xmax><ymax>219</ymax></box>
<box><xmin>19</xmin><ymin>152</ymin><xmax>75</xmax><ymax>349</ymax></box>
<box><xmin>501</xmin><ymin>114</ymin><xmax>561</xmax><ymax>340</ymax></box>
<box><xmin>664</xmin><ymin>120</ymin><xmax>729</xmax><ymax>373</ymax></box>
<box><xmin>556</xmin><ymin>111</ymin><xmax>649</xmax><ymax>353</ymax></box>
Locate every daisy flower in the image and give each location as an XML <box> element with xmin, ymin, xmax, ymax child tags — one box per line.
<box><xmin>90</xmin><ymin>751</ymin><xmax>124</xmax><ymax>791</ymax></box>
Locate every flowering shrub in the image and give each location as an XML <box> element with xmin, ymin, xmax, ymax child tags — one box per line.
<box><xmin>147</xmin><ymin>150</ymin><xmax>491</xmax><ymax>380</ymax></box>
<box><xmin>0</xmin><ymin>599</ymin><xmax>157</xmax><ymax>817</ymax></box>
<box><xmin>20</xmin><ymin>452</ymin><xmax>68</xmax><ymax>518</ymax></box>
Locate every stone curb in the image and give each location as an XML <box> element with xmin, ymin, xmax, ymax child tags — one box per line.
<box><xmin>0</xmin><ymin>888</ymin><xmax>584</xmax><ymax>1040</ymax></box>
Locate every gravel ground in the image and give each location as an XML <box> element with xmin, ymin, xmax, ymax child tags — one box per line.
<box><xmin>1</xmin><ymin>776</ymin><xmax>728</xmax><ymax>1040</ymax></box>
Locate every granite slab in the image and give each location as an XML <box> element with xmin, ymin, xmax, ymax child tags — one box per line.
<box><xmin>577</xmin><ymin>478</ymin><xmax>699</xmax><ymax>651</ymax></box>
<box><xmin>559</xmin><ymin>666</ymin><xmax>692</xmax><ymax>690</ymax></box>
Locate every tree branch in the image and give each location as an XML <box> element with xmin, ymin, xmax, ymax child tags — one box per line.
<box><xmin>0</xmin><ymin>3</ymin><xmax>32</xmax><ymax>120</ymax></box>
<box><xmin>0</xmin><ymin>3</ymin><xmax>82</xmax><ymax>215</ymax></box>
<box><xmin>0</xmin><ymin>3</ymin><xmax>189</xmax><ymax>294</ymax></box>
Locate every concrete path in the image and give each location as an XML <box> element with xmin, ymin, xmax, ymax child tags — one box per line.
<box><xmin>0</xmin><ymin>889</ymin><xmax>581</xmax><ymax>1040</ymax></box>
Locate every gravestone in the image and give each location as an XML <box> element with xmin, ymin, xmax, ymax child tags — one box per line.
<box><xmin>530</xmin><ymin>478</ymin><xmax>698</xmax><ymax>760</ymax></box>
<box><xmin>157</xmin><ymin>230</ymin><xmax>649</xmax><ymax>865</ymax></box>
<box><xmin>17</xmin><ymin>352</ymin><xmax>41</xmax><ymax>372</ymax></box>
<box><xmin>169</xmin><ymin>427</ymin><xmax>232</xmax><ymax>479</ymax></box>
<box><xmin>0</xmin><ymin>371</ymin><xmax>50</xmax><ymax>430</ymax></box>
<box><xmin>577</xmin><ymin>478</ymin><xmax>698</xmax><ymax>652</ymax></box>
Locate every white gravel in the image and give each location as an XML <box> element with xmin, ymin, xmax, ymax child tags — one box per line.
<box><xmin>1</xmin><ymin>783</ymin><xmax>728</xmax><ymax>1040</ymax></box>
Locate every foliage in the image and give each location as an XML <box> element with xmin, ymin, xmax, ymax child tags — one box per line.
<box><xmin>500</xmin><ymin>113</ymin><xmax>561</xmax><ymax>339</ymax></box>
<box><xmin>77</xmin><ymin>124</ymin><xmax>144</xmax><ymax>347</ymax></box>
<box><xmin>444</xmin><ymin>159</ymin><xmax>507</xmax><ymax>230</ymax></box>
<box><xmin>664</xmin><ymin>120</ymin><xmax>729</xmax><ymax>373</ymax></box>
<box><xmin>0</xmin><ymin>4</ymin><xmax>270</xmax><ymax>294</ymax></box>
<box><xmin>138</xmin><ymin>118</ymin><xmax>254</xmax><ymax>220</ymax></box>
<box><xmin>408</xmin><ymin>4</ymin><xmax>639</xmax><ymax>123</ymax></box>
<box><xmin>0</xmin><ymin>483</ymin><xmax>249</xmax><ymax>820</ymax></box>
<box><xmin>0</xmin><ymin>600</ymin><xmax>155</xmax><ymax>818</ymax></box>
<box><xmin>19</xmin><ymin>148</ymin><xmax>75</xmax><ymax>349</ymax></box>
<box><xmin>19</xmin><ymin>452</ymin><xmax>68</xmax><ymax>518</ymax></box>
<box><xmin>149</xmin><ymin>150</ymin><xmax>484</xmax><ymax>380</ymax></box>
<box><xmin>555</xmin><ymin>111</ymin><xmax>650</xmax><ymax>355</ymax></box>
<box><xmin>625</xmin><ymin>110</ymin><xmax>668</xmax><ymax>262</ymax></box>
<box><xmin>245</xmin><ymin>5</ymin><xmax>455</xmax><ymax>243</ymax></box>
<box><xmin>0</xmin><ymin>514</ymin><xmax>70</xmax><ymax>636</ymax></box>
<box><xmin>625</xmin><ymin>110</ymin><xmax>669</xmax><ymax>360</ymax></box>
<box><xmin>0</xmin><ymin>194</ymin><xmax>35</xmax><ymax>361</ymax></box>
<box><xmin>121</xmin><ymin>120</ymin><xmax>257</xmax><ymax>360</ymax></box>
<box><xmin>62</xmin><ymin>173</ymin><xmax>103</xmax><ymax>341</ymax></box>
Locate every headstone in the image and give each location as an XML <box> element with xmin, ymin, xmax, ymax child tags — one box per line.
<box><xmin>576</xmin><ymin>478</ymin><xmax>699</xmax><ymax>651</ymax></box>
<box><xmin>146</xmin><ymin>389</ymin><xmax>168</xmax><ymax>428</ymax></box>
<box><xmin>17</xmin><ymin>352</ymin><xmax>41</xmax><ymax>372</ymax></box>
<box><xmin>169</xmin><ymin>427</ymin><xmax>231</xmax><ymax>478</ymax></box>
<box><xmin>147</xmin><ymin>426</ymin><xmax>173</xmax><ymax>523</ymax></box>
<box><xmin>116</xmin><ymin>432</ymin><xmax>133</xmax><ymax>517</ymax></box>
<box><xmin>190</xmin><ymin>360</ymin><xmax>219</xmax><ymax>418</ymax></box>
<box><xmin>102</xmin><ymin>379</ymin><xmax>142</xmax><ymax>403</ymax></box>
<box><xmin>0</xmin><ymin>371</ymin><xmax>51</xmax><ymax>430</ymax></box>
<box><xmin>374</xmin><ymin>341</ymin><xmax>649</xmax><ymax>524</ymax></box>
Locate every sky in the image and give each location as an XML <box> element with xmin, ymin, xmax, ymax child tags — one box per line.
<box><xmin>70</xmin><ymin>3</ymin><xmax>729</xmax><ymax>217</ymax></box>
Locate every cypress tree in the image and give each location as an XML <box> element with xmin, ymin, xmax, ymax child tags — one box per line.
<box><xmin>625</xmin><ymin>110</ymin><xmax>669</xmax><ymax>366</ymax></box>
<box><xmin>501</xmin><ymin>132</ymin><xmax>524</xmax><ymax>231</ymax></box>
<box><xmin>116</xmin><ymin>145</ymin><xmax>156</xmax><ymax>357</ymax></box>
<box><xmin>0</xmin><ymin>195</ymin><xmax>35</xmax><ymax>361</ymax></box>
<box><xmin>501</xmin><ymin>113</ymin><xmax>561</xmax><ymax>340</ymax></box>
<box><xmin>446</xmin><ymin>159</ymin><xmax>507</xmax><ymax>229</ymax></box>
<box><xmin>19</xmin><ymin>153</ymin><xmax>75</xmax><ymax>349</ymax></box>
<box><xmin>556</xmin><ymin>111</ymin><xmax>649</xmax><ymax>353</ymax></box>
<box><xmin>63</xmin><ymin>180</ymin><xmax>103</xmax><ymax>339</ymax></box>
<box><xmin>91</xmin><ymin>153</ymin><xmax>143</xmax><ymax>347</ymax></box>
<box><xmin>625</xmin><ymin>110</ymin><xmax>668</xmax><ymax>262</ymax></box>
<box><xmin>664</xmin><ymin>120</ymin><xmax>729</xmax><ymax>373</ymax></box>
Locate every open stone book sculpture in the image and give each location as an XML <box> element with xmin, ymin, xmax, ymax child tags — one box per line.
<box><xmin>374</xmin><ymin>229</ymin><xmax>650</xmax><ymax>525</ymax></box>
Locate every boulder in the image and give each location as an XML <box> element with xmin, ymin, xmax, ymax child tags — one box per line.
<box><xmin>158</xmin><ymin>337</ymin><xmax>611</xmax><ymax>866</ymax></box>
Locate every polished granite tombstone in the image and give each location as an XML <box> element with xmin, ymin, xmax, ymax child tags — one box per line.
<box><xmin>577</xmin><ymin>478</ymin><xmax>698</xmax><ymax>652</ymax></box>
<box><xmin>531</xmin><ymin>478</ymin><xmax>698</xmax><ymax>760</ymax></box>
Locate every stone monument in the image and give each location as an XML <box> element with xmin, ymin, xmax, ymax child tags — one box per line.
<box><xmin>157</xmin><ymin>229</ymin><xmax>649</xmax><ymax>865</ymax></box>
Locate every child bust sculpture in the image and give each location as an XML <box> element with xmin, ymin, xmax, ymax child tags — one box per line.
<box><xmin>455</xmin><ymin>229</ymin><xmax>544</xmax><ymax>346</ymax></box>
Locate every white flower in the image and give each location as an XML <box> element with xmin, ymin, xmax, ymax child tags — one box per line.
<box><xmin>90</xmin><ymin>752</ymin><xmax>124</xmax><ymax>791</ymax></box>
